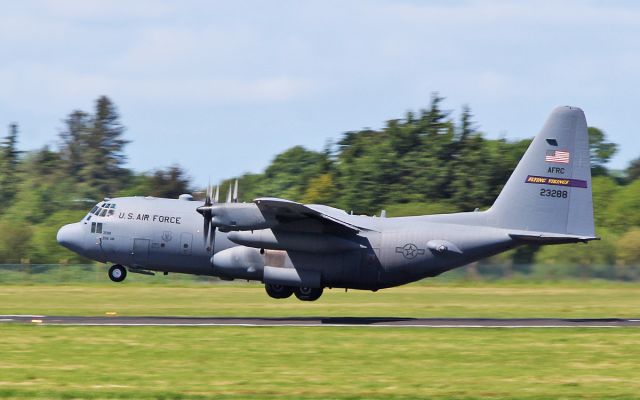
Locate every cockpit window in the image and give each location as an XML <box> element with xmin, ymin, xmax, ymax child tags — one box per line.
<box><xmin>90</xmin><ymin>202</ymin><xmax>117</xmax><ymax>218</ymax></box>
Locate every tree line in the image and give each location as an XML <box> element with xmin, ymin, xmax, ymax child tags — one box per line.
<box><xmin>1</xmin><ymin>94</ymin><xmax>639</xmax><ymax>280</ymax></box>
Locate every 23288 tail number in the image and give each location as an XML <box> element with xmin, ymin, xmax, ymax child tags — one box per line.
<box><xmin>539</xmin><ymin>188</ymin><xmax>568</xmax><ymax>198</ymax></box>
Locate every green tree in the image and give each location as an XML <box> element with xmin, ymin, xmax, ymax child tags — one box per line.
<box><xmin>534</xmin><ymin>230</ymin><xmax>618</xmax><ymax>279</ymax></box>
<box><xmin>79</xmin><ymin>96</ymin><xmax>130</xmax><ymax>198</ymax></box>
<box><xmin>591</xmin><ymin>176</ymin><xmax>620</xmax><ymax>227</ymax></box>
<box><xmin>59</xmin><ymin>110</ymin><xmax>91</xmax><ymax>179</ymax></box>
<box><xmin>0</xmin><ymin>123</ymin><xmax>21</xmax><ymax>208</ymax></box>
<box><xmin>259</xmin><ymin>146</ymin><xmax>328</xmax><ymax>201</ymax></box>
<box><xmin>626</xmin><ymin>157</ymin><xmax>640</xmax><ymax>182</ymax></box>
<box><xmin>605</xmin><ymin>180</ymin><xmax>640</xmax><ymax>232</ymax></box>
<box><xmin>301</xmin><ymin>173</ymin><xmax>337</xmax><ymax>204</ymax></box>
<box><xmin>402</xmin><ymin>94</ymin><xmax>455</xmax><ymax>202</ymax></box>
<box><xmin>449</xmin><ymin>107</ymin><xmax>492</xmax><ymax>210</ymax></box>
<box><xmin>588</xmin><ymin>127</ymin><xmax>618</xmax><ymax>176</ymax></box>
<box><xmin>0</xmin><ymin>219</ymin><xmax>32</xmax><ymax>263</ymax></box>
<box><xmin>617</xmin><ymin>229</ymin><xmax>640</xmax><ymax>263</ymax></box>
<box><xmin>29</xmin><ymin>210</ymin><xmax>88</xmax><ymax>263</ymax></box>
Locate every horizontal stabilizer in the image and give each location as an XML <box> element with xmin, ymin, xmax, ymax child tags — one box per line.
<box><xmin>509</xmin><ymin>232</ymin><xmax>599</xmax><ymax>244</ymax></box>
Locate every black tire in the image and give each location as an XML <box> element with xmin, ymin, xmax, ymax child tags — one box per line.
<box><xmin>294</xmin><ymin>287</ymin><xmax>323</xmax><ymax>302</ymax></box>
<box><xmin>265</xmin><ymin>283</ymin><xmax>294</xmax><ymax>299</ymax></box>
<box><xmin>108</xmin><ymin>265</ymin><xmax>127</xmax><ymax>283</ymax></box>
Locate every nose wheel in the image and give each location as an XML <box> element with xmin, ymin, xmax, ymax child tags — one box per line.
<box><xmin>108</xmin><ymin>265</ymin><xmax>127</xmax><ymax>282</ymax></box>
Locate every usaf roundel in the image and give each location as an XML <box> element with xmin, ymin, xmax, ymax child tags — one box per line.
<box><xmin>396</xmin><ymin>243</ymin><xmax>425</xmax><ymax>259</ymax></box>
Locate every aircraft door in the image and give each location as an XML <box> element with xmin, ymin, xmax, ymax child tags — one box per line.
<box><xmin>132</xmin><ymin>238</ymin><xmax>150</xmax><ymax>265</ymax></box>
<box><xmin>180</xmin><ymin>233</ymin><xmax>193</xmax><ymax>255</ymax></box>
<box><xmin>355</xmin><ymin>233</ymin><xmax>382</xmax><ymax>288</ymax></box>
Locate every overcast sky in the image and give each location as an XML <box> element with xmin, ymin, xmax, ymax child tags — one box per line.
<box><xmin>1</xmin><ymin>0</ymin><xmax>639</xmax><ymax>188</ymax></box>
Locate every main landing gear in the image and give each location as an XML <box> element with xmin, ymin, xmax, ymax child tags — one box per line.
<box><xmin>108</xmin><ymin>264</ymin><xmax>127</xmax><ymax>282</ymax></box>
<box><xmin>264</xmin><ymin>284</ymin><xmax>323</xmax><ymax>301</ymax></box>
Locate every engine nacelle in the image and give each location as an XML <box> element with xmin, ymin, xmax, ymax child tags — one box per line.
<box><xmin>210</xmin><ymin>203</ymin><xmax>276</xmax><ymax>232</ymax></box>
<box><xmin>210</xmin><ymin>246</ymin><xmax>265</xmax><ymax>280</ymax></box>
<box><xmin>227</xmin><ymin>229</ymin><xmax>362</xmax><ymax>253</ymax></box>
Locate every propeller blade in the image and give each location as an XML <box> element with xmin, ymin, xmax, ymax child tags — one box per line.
<box><xmin>214</xmin><ymin>185</ymin><xmax>220</xmax><ymax>203</ymax></box>
<box><xmin>203</xmin><ymin>181</ymin><xmax>212</xmax><ymax>207</ymax></box>
<box><xmin>203</xmin><ymin>215</ymin><xmax>210</xmax><ymax>245</ymax></box>
<box><xmin>209</xmin><ymin>223</ymin><xmax>216</xmax><ymax>249</ymax></box>
<box><xmin>232</xmin><ymin>179</ymin><xmax>239</xmax><ymax>203</ymax></box>
<box><xmin>226</xmin><ymin>182</ymin><xmax>232</xmax><ymax>203</ymax></box>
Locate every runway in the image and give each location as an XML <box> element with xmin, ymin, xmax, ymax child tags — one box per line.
<box><xmin>2</xmin><ymin>315</ymin><xmax>640</xmax><ymax>328</ymax></box>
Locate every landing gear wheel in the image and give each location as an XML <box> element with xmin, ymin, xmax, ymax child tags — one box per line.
<box><xmin>108</xmin><ymin>265</ymin><xmax>127</xmax><ymax>282</ymax></box>
<box><xmin>294</xmin><ymin>287</ymin><xmax>323</xmax><ymax>301</ymax></box>
<box><xmin>265</xmin><ymin>283</ymin><xmax>294</xmax><ymax>299</ymax></box>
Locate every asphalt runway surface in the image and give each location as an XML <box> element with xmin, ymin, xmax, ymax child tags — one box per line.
<box><xmin>2</xmin><ymin>315</ymin><xmax>640</xmax><ymax>327</ymax></box>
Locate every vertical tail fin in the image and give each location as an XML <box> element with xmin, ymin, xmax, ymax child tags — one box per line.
<box><xmin>487</xmin><ymin>106</ymin><xmax>596</xmax><ymax>239</ymax></box>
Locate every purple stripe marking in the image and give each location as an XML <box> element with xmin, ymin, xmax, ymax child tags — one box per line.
<box><xmin>525</xmin><ymin>175</ymin><xmax>588</xmax><ymax>188</ymax></box>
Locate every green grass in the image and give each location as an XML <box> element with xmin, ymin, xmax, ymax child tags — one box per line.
<box><xmin>1</xmin><ymin>281</ymin><xmax>640</xmax><ymax>318</ymax></box>
<box><xmin>1</xmin><ymin>326</ymin><xmax>640</xmax><ymax>399</ymax></box>
<box><xmin>2</xmin><ymin>282</ymin><xmax>640</xmax><ymax>399</ymax></box>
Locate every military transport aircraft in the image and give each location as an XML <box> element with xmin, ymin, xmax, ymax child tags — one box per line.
<box><xmin>57</xmin><ymin>106</ymin><xmax>596</xmax><ymax>301</ymax></box>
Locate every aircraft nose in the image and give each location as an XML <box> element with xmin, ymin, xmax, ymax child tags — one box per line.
<box><xmin>57</xmin><ymin>223</ymin><xmax>84</xmax><ymax>253</ymax></box>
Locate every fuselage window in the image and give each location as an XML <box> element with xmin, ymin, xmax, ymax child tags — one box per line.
<box><xmin>91</xmin><ymin>222</ymin><xmax>96</xmax><ymax>233</ymax></box>
<box><xmin>96</xmin><ymin>223</ymin><xmax>103</xmax><ymax>234</ymax></box>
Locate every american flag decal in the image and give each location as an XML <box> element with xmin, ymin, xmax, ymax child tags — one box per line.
<box><xmin>545</xmin><ymin>150</ymin><xmax>570</xmax><ymax>164</ymax></box>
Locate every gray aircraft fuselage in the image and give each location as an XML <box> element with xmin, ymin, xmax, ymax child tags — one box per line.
<box><xmin>57</xmin><ymin>106</ymin><xmax>597</xmax><ymax>300</ymax></box>
<box><xmin>58</xmin><ymin>196</ymin><xmax>518</xmax><ymax>290</ymax></box>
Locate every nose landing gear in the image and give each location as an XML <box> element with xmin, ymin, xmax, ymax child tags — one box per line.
<box><xmin>108</xmin><ymin>265</ymin><xmax>127</xmax><ymax>282</ymax></box>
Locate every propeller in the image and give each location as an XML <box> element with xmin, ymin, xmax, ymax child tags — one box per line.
<box><xmin>196</xmin><ymin>180</ymin><xmax>239</xmax><ymax>251</ymax></box>
<box><xmin>196</xmin><ymin>183</ymin><xmax>217</xmax><ymax>250</ymax></box>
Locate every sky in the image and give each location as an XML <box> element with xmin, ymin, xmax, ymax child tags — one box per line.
<box><xmin>1</xmin><ymin>0</ymin><xmax>639</xmax><ymax>188</ymax></box>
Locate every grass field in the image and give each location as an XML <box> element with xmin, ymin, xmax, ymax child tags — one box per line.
<box><xmin>1</xmin><ymin>281</ymin><xmax>640</xmax><ymax>318</ymax></box>
<box><xmin>1</xmin><ymin>282</ymin><xmax>640</xmax><ymax>399</ymax></box>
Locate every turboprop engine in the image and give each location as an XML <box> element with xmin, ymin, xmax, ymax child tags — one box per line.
<box><xmin>196</xmin><ymin>180</ymin><xmax>277</xmax><ymax>234</ymax></box>
<box><xmin>227</xmin><ymin>229</ymin><xmax>362</xmax><ymax>253</ymax></box>
<box><xmin>209</xmin><ymin>203</ymin><xmax>277</xmax><ymax>232</ymax></box>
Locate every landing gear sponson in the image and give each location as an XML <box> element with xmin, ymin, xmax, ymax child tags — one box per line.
<box><xmin>264</xmin><ymin>283</ymin><xmax>323</xmax><ymax>301</ymax></box>
<box><xmin>108</xmin><ymin>264</ymin><xmax>127</xmax><ymax>282</ymax></box>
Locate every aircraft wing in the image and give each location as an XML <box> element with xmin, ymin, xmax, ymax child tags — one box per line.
<box><xmin>254</xmin><ymin>197</ymin><xmax>368</xmax><ymax>234</ymax></box>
